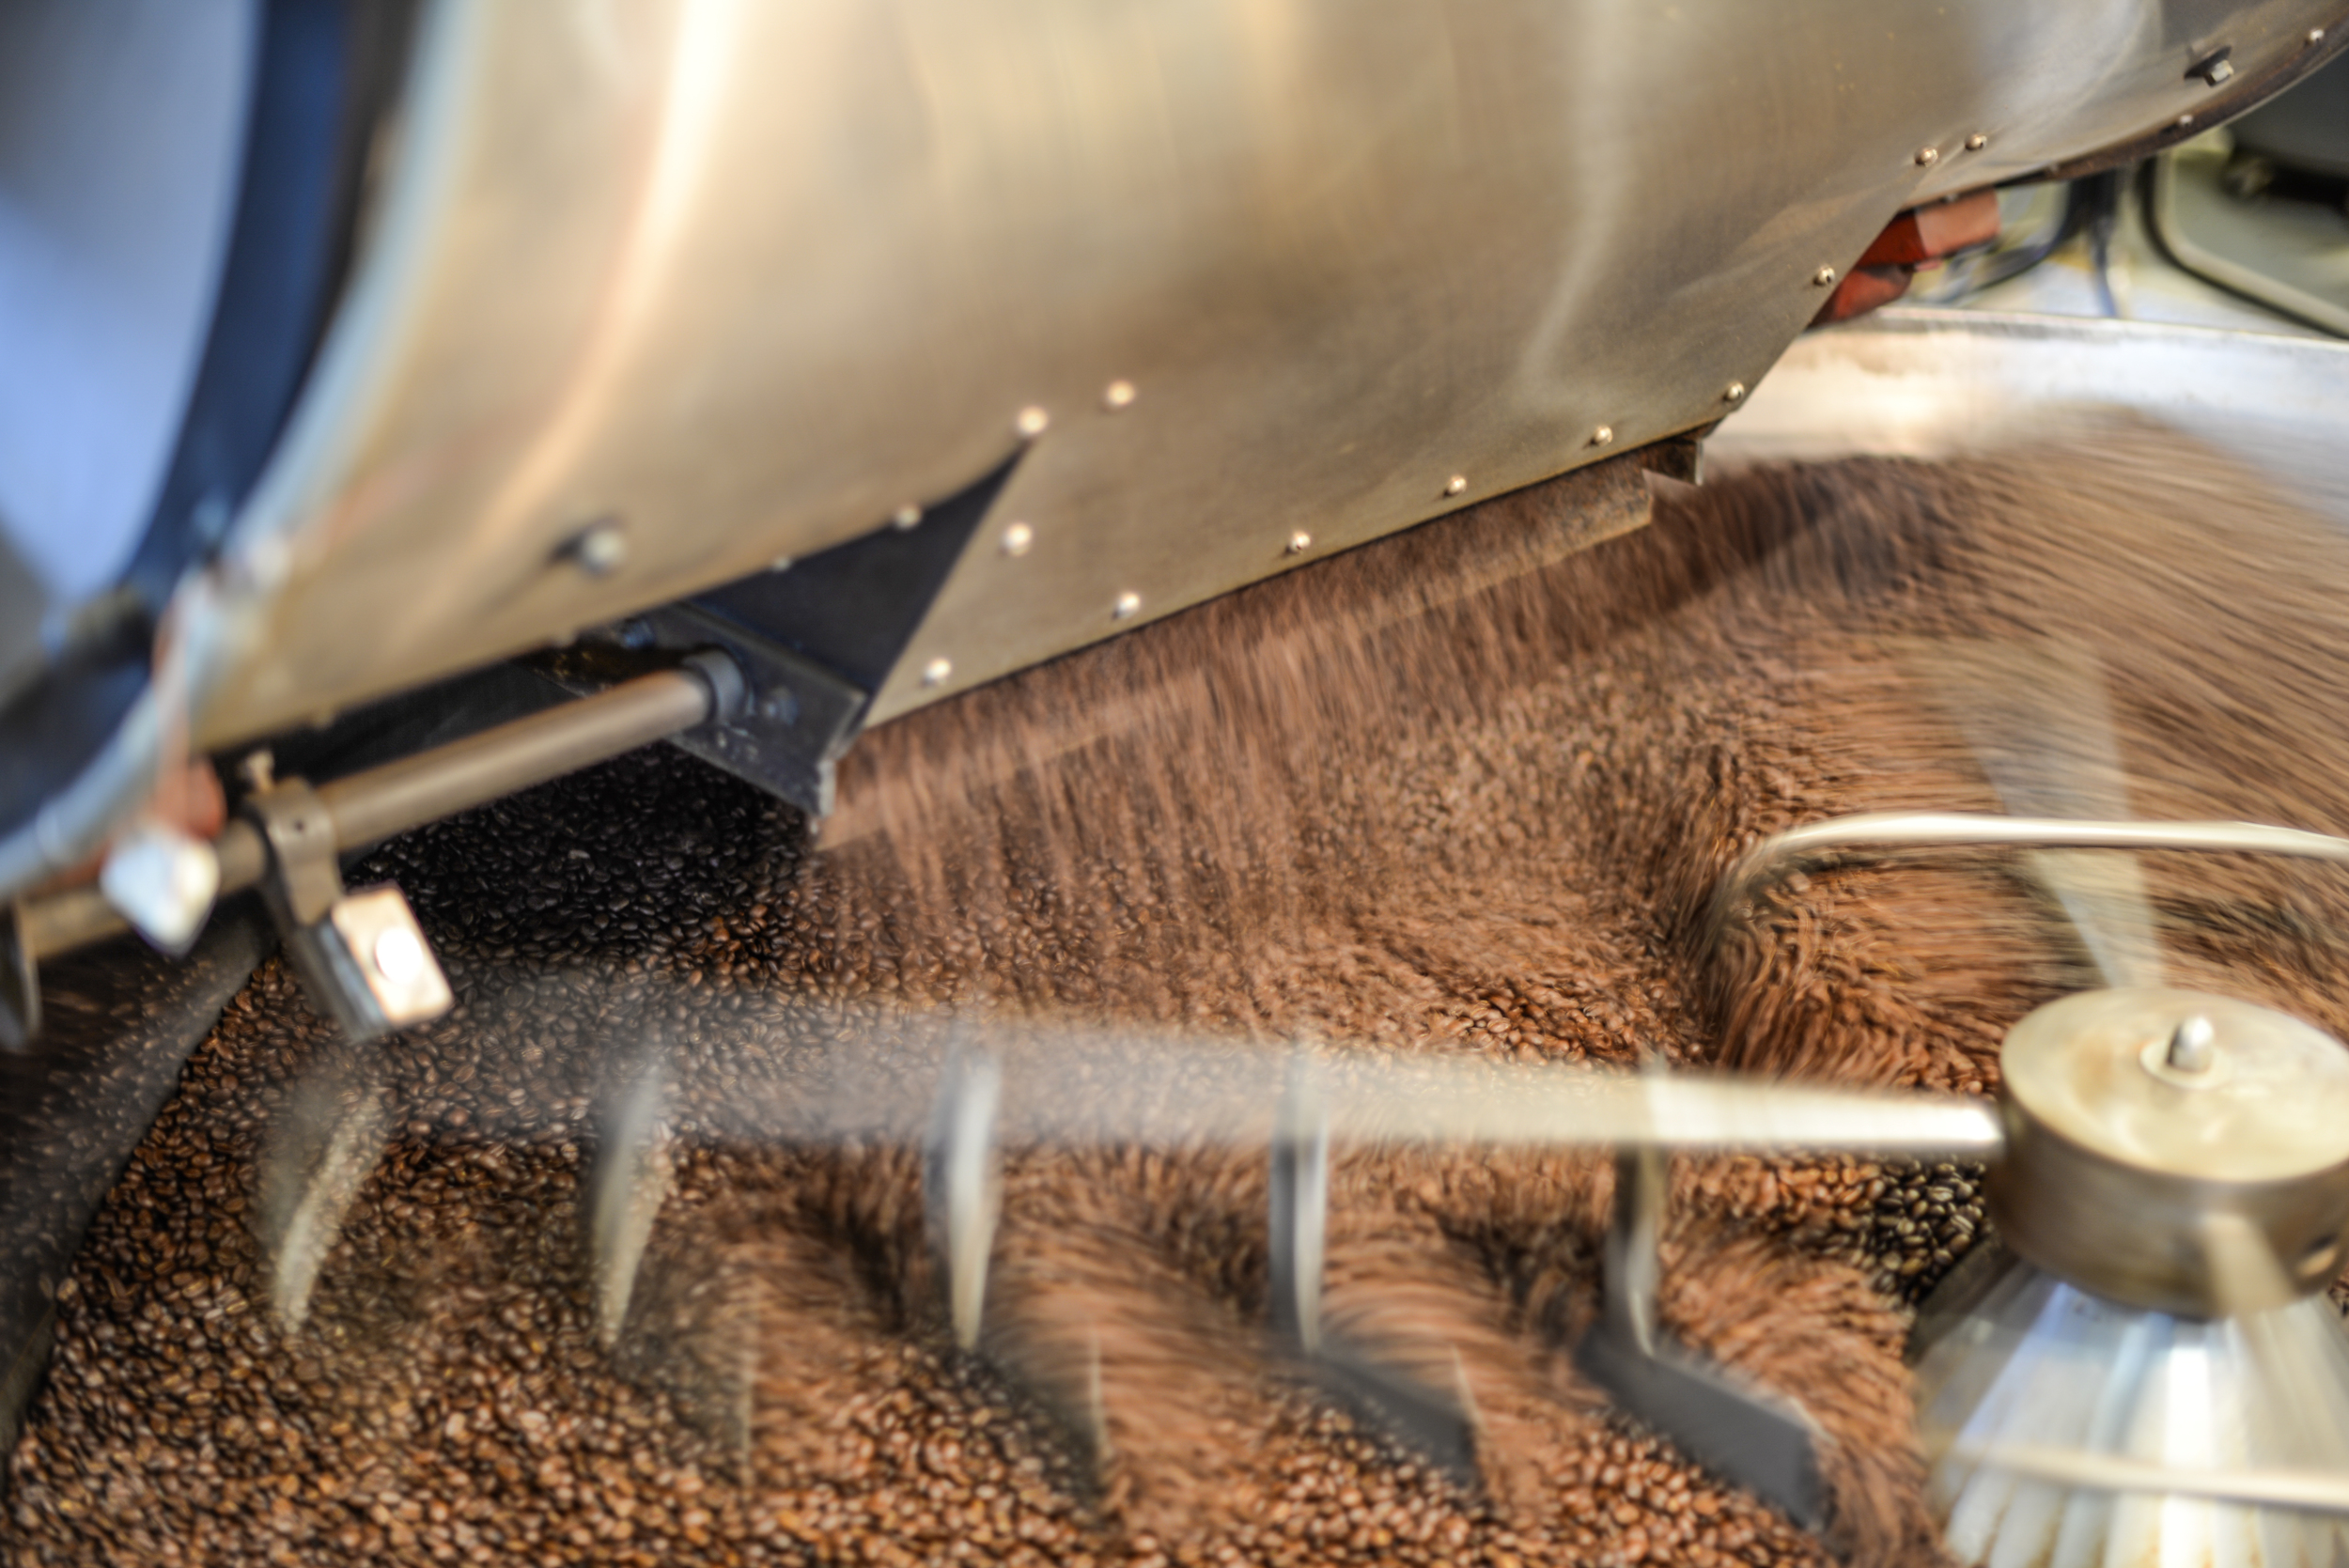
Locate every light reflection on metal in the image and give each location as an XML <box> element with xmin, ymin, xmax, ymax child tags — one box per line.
<box><xmin>1713</xmin><ymin>811</ymin><xmax>2349</xmax><ymax>946</ymax></box>
<box><xmin>1915</xmin><ymin>1262</ymin><xmax>2349</xmax><ymax>1563</ymax></box>
<box><xmin>171</xmin><ymin>2</ymin><xmax>2349</xmax><ymax>759</ymax></box>
<box><xmin>1937</xmin><ymin>1439</ymin><xmax>2349</xmax><ymax>1516</ymax></box>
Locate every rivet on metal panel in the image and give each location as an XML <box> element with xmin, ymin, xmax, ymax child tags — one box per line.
<box><xmin>1812</xmin><ymin>266</ymin><xmax>1839</xmax><ymax>287</ymax></box>
<box><xmin>1723</xmin><ymin>382</ymin><xmax>1747</xmax><ymax>404</ymax></box>
<box><xmin>1102</xmin><ymin>380</ymin><xmax>1137</xmax><ymax>411</ymax></box>
<box><xmin>1444</xmin><ymin>475</ymin><xmax>1468</xmax><ymax>495</ymax></box>
<box><xmin>1112</xmin><ymin>592</ymin><xmax>1142</xmax><ymax>620</ymax></box>
<box><xmin>891</xmin><ymin>505</ymin><xmax>922</xmax><ymax>531</ymax></box>
<box><xmin>564</xmin><ymin>518</ymin><xmax>628</xmax><ymax>576</ymax></box>
<box><xmin>2310</xmin><ymin>27</ymin><xmax>2327</xmax><ymax>46</ymax></box>
<box><xmin>1001</xmin><ymin>522</ymin><xmax>1034</xmax><ymax>557</ymax></box>
<box><xmin>1015</xmin><ymin>405</ymin><xmax>1050</xmax><ymax>439</ymax></box>
<box><xmin>1965</xmin><ymin>133</ymin><xmax>1989</xmax><ymax>151</ymax></box>
<box><xmin>1286</xmin><ymin>532</ymin><xmax>1312</xmax><ymax>555</ymax></box>
<box><xmin>1914</xmin><ymin>146</ymin><xmax>1939</xmax><ymax>166</ymax></box>
<box><xmin>922</xmin><ymin>658</ymin><xmax>952</xmax><ymax>687</ymax></box>
<box><xmin>1591</xmin><ymin>426</ymin><xmax>1615</xmax><ymax>447</ymax></box>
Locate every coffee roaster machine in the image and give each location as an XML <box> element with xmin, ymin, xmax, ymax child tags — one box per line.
<box><xmin>7</xmin><ymin>2</ymin><xmax>2349</xmax><ymax>1560</ymax></box>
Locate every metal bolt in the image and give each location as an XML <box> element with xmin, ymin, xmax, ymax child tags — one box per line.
<box><xmin>1015</xmin><ymin>405</ymin><xmax>1050</xmax><ymax>439</ymax></box>
<box><xmin>568</xmin><ymin>519</ymin><xmax>627</xmax><ymax>576</ymax></box>
<box><xmin>1965</xmin><ymin>132</ymin><xmax>1988</xmax><ymax>151</ymax></box>
<box><xmin>1286</xmin><ymin>531</ymin><xmax>1312</xmax><ymax>554</ymax></box>
<box><xmin>1591</xmin><ymin>426</ymin><xmax>1615</xmax><ymax>446</ymax></box>
<box><xmin>1445</xmin><ymin>475</ymin><xmax>1468</xmax><ymax>495</ymax></box>
<box><xmin>922</xmin><ymin>657</ymin><xmax>953</xmax><ymax>687</ymax></box>
<box><xmin>891</xmin><ymin>505</ymin><xmax>922</xmax><ymax>531</ymax></box>
<box><xmin>1102</xmin><ymin>380</ymin><xmax>1137</xmax><ymax>411</ymax></box>
<box><xmin>1112</xmin><ymin>592</ymin><xmax>1142</xmax><ymax>620</ymax></box>
<box><xmin>1723</xmin><ymin>381</ymin><xmax>1747</xmax><ymax>403</ymax></box>
<box><xmin>1001</xmin><ymin>521</ymin><xmax>1034</xmax><ymax>556</ymax></box>
<box><xmin>2189</xmin><ymin>51</ymin><xmax>2235</xmax><ymax>86</ymax></box>
<box><xmin>1915</xmin><ymin>146</ymin><xmax>1939</xmax><ymax>166</ymax></box>
<box><xmin>1813</xmin><ymin>265</ymin><xmax>1838</xmax><ymax>287</ymax></box>
<box><xmin>2167</xmin><ymin>1016</ymin><xmax>2217</xmax><ymax>1074</ymax></box>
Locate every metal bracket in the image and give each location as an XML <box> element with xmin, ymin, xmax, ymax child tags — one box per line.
<box><xmin>631</xmin><ymin>607</ymin><xmax>867</xmax><ymax>818</ymax></box>
<box><xmin>247</xmin><ymin>780</ymin><xmax>341</xmax><ymax>927</ymax></box>
<box><xmin>255</xmin><ymin>1047</ymin><xmax>391</xmax><ymax>1329</ymax></box>
<box><xmin>563</xmin><ymin>457</ymin><xmax>1020</xmax><ymax>821</ymax></box>
<box><xmin>243</xmin><ymin>780</ymin><xmax>452</xmax><ymax>1041</ymax></box>
<box><xmin>1576</xmin><ymin>1148</ymin><xmax>1828</xmax><ymax>1530</ymax></box>
<box><xmin>1268</xmin><ymin>1066</ymin><xmax>1330</xmax><ymax>1354</ymax></box>
<box><xmin>1269</xmin><ymin>1063</ymin><xmax>1479</xmax><ymax>1483</ymax></box>
<box><xmin>926</xmin><ymin>1049</ymin><xmax>1003</xmax><ymax>1351</ymax></box>
<box><xmin>586</xmin><ymin>1048</ymin><xmax>676</xmax><ymax>1350</ymax></box>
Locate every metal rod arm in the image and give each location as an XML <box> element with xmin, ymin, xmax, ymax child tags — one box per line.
<box><xmin>1939</xmin><ymin>1439</ymin><xmax>2349</xmax><ymax>1516</ymax></box>
<box><xmin>1317</xmin><ymin>1064</ymin><xmax>2006</xmax><ymax>1158</ymax></box>
<box><xmin>1712</xmin><ymin>811</ymin><xmax>2349</xmax><ymax>942</ymax></box>
<box><xmin>19</xmin><ymin>660</ymin><xmax>734</xmax><ymax>963</ymax></box>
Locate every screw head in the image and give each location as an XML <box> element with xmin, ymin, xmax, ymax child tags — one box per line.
<box><xmin>891</xmin><ymin>505</ymin><xmax>922</xmax><ymax>531</ymax></box>
<box><xmin>1812</xmin><ymin>265</ymin><xmax>1838</xmax><ymax>287</ymax></box>
<box><xmin>922</xmin><ymin>657</ymin><xmax>953</xmax><ymax>688</ymax></box>
<box><xmin>1001</xmin><ymin>521</ymin><xmax>1034</xmax><ymax>556</ymax></box>
<box><xmin>1112</xmin><ymin>592</ymin><xmax>1142</xmax><ymax>621</ymax></box>
<box><xmin>1445</xmin><ymin>474</ymin><xmax>1468</xmax><ymax>496</ymax></box>
<box><xmin>1915</xmin><ymin>146</ymin><xmax>1940</xmax><ymax>166</ymax></box>
<box><xmin>1965</xmin><ymin>132</ymin><xmax>1989</xmax><ymax>151</ymax></box>
<box><xmin>1591</xmin><ymin>426</ymin><xmax>1615</xmax><ymax>446</ymax></box>
<box><xmin>1102</xmin><ymin>380</ymin><xmax>1137</xmax><ymax>411</ymax></box>
<box><xmin>2166</xmin><ymin>1015</ymin><xmax>2218</xmax><ymax>1074</ymax></box>
<box><xmin>1723</xmin><ymin>381</ymin><xmax>1747</xmax><ymax>403</ymax></box>
<box><xmin>1286</xmin><ymin>531</ymin><xmax>1312</xmax><ymax>554</ymax></box>
<box><xmin>2310</xmin><ymin>27</ymin><xmax>2326</xmax><ymax>46</ymax></box>
<box><xmin>1015</xmin><ymin>405</ymin><xmax>1050</xmax><ymax>439</ymax></box>
<box><xmin>568</xmin><ymin>519</ymin><xmax>627</xmax><ymax>576</ymax></box>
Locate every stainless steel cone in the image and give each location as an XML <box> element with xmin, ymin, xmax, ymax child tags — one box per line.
<box><xmin>1915</xmin><ymin>1253</ymin><xmax>2349</xmax><ymax>1568</ymax></box>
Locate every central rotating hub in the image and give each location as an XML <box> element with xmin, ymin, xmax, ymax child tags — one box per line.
<box><xmin>1988</xmin><ymin>987</ymin><xmax>2349</xmax><ymax>1316</ymax></box>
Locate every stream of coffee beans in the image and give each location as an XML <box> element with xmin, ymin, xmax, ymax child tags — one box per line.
<box><xmin>10</xmin><ymin>424</ymin><xmax>2349</xmax><ymax>1567</ymax></box>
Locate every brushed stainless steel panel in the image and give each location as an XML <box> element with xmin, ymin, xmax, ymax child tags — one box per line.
<box><xmin>1711</xmin><ymin>306</ymin><xmax>2349</xmax><ymax>532</ymax></box>
<box><xmin>190</xmin><ymin>0</ymin><xmax>2349</xmax><ymax>748</ymax></box>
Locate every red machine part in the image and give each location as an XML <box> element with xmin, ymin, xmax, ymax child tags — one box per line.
<box><xmin>1814</xmin><ymin>190</ymin><xmax>2003</xmax><ymax>324</ymax></box>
